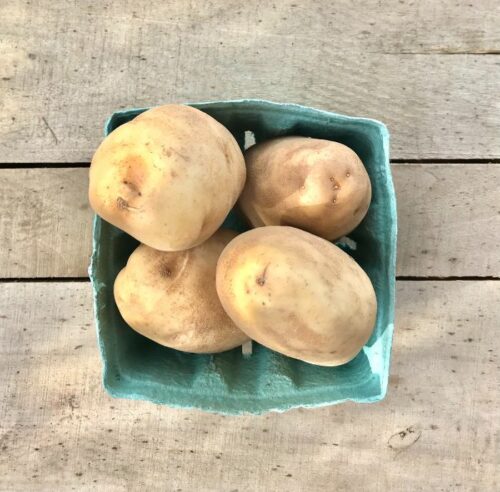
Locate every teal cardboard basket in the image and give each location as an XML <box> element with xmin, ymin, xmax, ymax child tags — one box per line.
<box><xmin>89</xmin><ymin>99</ymin><xmax>396</xmax><ymax>415</ymax></box>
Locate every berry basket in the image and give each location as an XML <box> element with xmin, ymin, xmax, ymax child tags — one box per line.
<box><xmin>89</xmin><ymin>99</ymin><xmax>396</xmax><ymax>414</ymax></box>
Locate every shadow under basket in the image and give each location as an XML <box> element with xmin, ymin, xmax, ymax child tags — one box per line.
<box><xmin>89</xmin><ymin>99</ymin><xmax>397</xmax><ymax>415</ymax></box>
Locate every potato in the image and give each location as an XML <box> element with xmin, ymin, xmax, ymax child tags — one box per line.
<box><xmin>239</xmin><ymin>136</ymin><xmax>371</xmax><ymax>241</ymax></box>
<box><xmin>114</xmin><ymin>229</ymin><xmax>249</xmax><ymax>353</ymax></box>
<box><xmin>216</xmin><ymin>226</ymin><xmax>377</xmax><ymax>366</ymax></box>
<box><xmin>89</xmin><ymin>104</ymin><xmax>246</xmax><ymax>251</ymax></box>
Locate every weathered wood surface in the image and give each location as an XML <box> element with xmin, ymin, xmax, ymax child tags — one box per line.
<box><xmin>0</xmin><ymin>281</ymin><xmax>498</xmax><ymax>491</ymax></box>
<box><xmin>1</xmin><ymin>1</ymin><xmax>500</xmax><ymax>162</ymax></box>
<box><xmin>394</xmin><ymin>163</ymin><xmax>500</xmax><ymax>277</ymax></box>
<box><xmin>0</xmin><ymin>168</ymin><xmax>92</xmax><ymax>278</ymax></box>
<box><xmin>1</xmin><ymin>164</ymin><xmax>499</xmax><ymax>278</ymax></box>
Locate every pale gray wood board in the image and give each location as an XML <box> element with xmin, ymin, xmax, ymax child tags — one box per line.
<box><xmin>1</xmin><ymin>1</ymin><xmax>500</xmax><ymax>161</ymax></box>
<box><xmin>0</xmin><ymin>281</ymin><xmax>498</xmax><ymax>491</ymax></box>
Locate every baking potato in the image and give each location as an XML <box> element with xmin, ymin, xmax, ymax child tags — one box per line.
<box><xmin>239</xmin><ymin>136</ymin><xmax>371</xmax><ymax>241</ymax></box>
<box><xmin>114</xmin><ymin>229</ymin><xmax>249</xmax><ymax>353</ymax></box>
<box><xmin>89</xmin><ymin>104</ymin><xmax>246</xmax><ymax>251</ymax></box>
<box><xmin>216</xmin><ymin>226</ymin><xmax>377</xmax><ymax>366</ymax></box>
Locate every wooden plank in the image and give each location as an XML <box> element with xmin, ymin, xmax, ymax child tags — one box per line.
<box><xmin>1</xmin><ymin>164</ymin><xmax>499</xmax><ymax>278</ymax></box>
<box><xmin>394</xmin><ymin>163</ymin><xmax>500</xmax><ymax>277</ymax></box>
<box><xmin>1</xmin><ymin>1</ymin><xmax>500</xmax><ymax>162</ymax></box>
<box><xmin>0</xmin><ymin>281</ymin><xmax>498</xmax><ymax>491</ymax></box>
<box><xmin>0</xmin><ymin>168</ymin><xmax>92</xmax><ymax>278</ymax></box>
<box><xmin>5</xmin><ymin>0</ymin><xmax>499</xmax><ymax>54</ymax></box>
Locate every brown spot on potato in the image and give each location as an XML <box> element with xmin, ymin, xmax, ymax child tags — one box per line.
<box><xmin>153</xmin><ymin>250</ymin><xmax>191</xmax><ymax>285</ymax></box>
<box><xmin>329</xmin><ymin>176</ymin><xmax>341</xmax><ymax>192</ymax></box>
<box><xmin>116</xmin><ymin>196</ymin><xmax>140</xmax><ymax>211</ymax></box>
<box><xmin>256</xmin><ymin>264</ymin><xmax>270</xmax><ymax>286</ymax></box>
<box><xmin>120</xmin><ymin>155</ymin><xmax>147</xmax><ymax>185</ymax></box>
<box><xmin>162</xmin><ymin>145</ymin><xmax>189</xmax><ymax>161</ymax></box>
<box><xmin>174</xmin><ymin>148</ymin><xmax>189</xmax><ymax>161</ymax></box>
<box><xmin>221</xmin><ymin>140</ymin><xmax>231</xmax><ymax>163</ymax></box>
<box><xmin>116</xmin><ymin>197</ymin><xmax>129</xmax><ymax>209</ymax></box>
<box><xmin>123</xmin><ymin>180</ymin><xmax>142</xmax><ymax>196</ymax></box>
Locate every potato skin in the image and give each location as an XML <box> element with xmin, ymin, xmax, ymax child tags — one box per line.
<box><xmin>216</xmin><ymin>226</ymin><xmax>377</xmax><ymax>366</ymax></box>
<box><xmin>239</xmin><ymin>137</ymin><xmax>371</xmax><ymax>241</ymax></box>
<box><xmin>89</xmin><ymin>104</ymin><xmax>246</xmax><ymax>251</ymax></box>
<box><xmin>114</xmin><ymin>229</ymin><xmax>249</xmax><ymax>353</ymax></box>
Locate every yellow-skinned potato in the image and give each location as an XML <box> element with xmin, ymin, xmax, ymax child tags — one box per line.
<box><xmin>114</xmin><ymin>229</ymin><xmax>249</xmax><ymax>353</ymax></box>
<box><xmin>89</xmin><ymin>104</ymin><xmax>246</xmax><ymax>251</ymax></box>
<box><xmin>239</xmin><ymin>136</ymin><xmax>371</xmax><ymax>241</ymax></box>
<box><xmin>216</xmin><ymin>226</ymin><xmax>377</xmax><ymax>366</ymax></box>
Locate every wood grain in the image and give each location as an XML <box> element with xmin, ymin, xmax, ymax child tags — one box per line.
<box><xmin>5</xmin><ymin>0</ymin><xmax>499</xmax><ymax>54</ymax></box>
<box><xmin>1</xmin><ymin>3</ymin><xmax>498</xmax><ymax>491</ymax></box>
<box><xmin>1</xmin><ymin>1</ymin><xmax>500</xmax><ymax>162</ymax></box>
<box><xmin>1</xmin><ymin>164</ymin><xmax>499</xmax><ymax>278</ymax></box>
<box><xmin>0</xmin><ymin>168</ymin><xmax>92</xmax><ymax>278</ymax></box>
<box><xmin>0</xmin><ymin>281</ymin><xmax>498</xmax><ymax>491</ymax></box>
<box><xmin>394</xmin><ymin>163</ymin><xmax>500</xmax><ymax>277</ymax></box>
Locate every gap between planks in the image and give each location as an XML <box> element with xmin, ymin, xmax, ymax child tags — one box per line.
<box><xmin>1</xmin><ymin>159</ymin><xmax>500</xmax><ymax>169</ymax></box>
<box><xmin>1</xmin><ymin>277</ymin><xmax>499</xmax><ymax>283</ymax></box>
